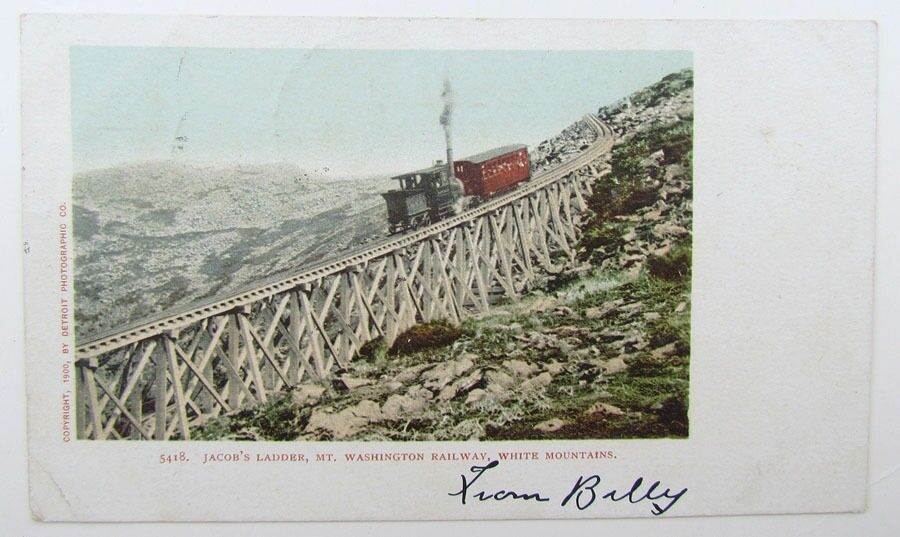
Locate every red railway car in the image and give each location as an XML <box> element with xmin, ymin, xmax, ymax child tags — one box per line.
<box><xmin>453</xmin><ymin>144</ymin><xmax>531</xmax><ymax>198</ymax></box>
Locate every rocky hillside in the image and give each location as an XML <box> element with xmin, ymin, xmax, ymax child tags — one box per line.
<box><xmin>195</xmin><ymin>69</ymin><xmax>694</xmax><ymax>442</ymax></box>
<box><xmin>530</xmin><ymin>119</ymin><xmax>598</xmax><ymax>175</ymax></box>
<box><xmin>73</xmin><ymin>162</ymin><xmax>393</xmax><ymax>341</ymax></box>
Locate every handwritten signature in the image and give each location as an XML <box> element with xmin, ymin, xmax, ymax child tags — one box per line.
<box><xmin>448</xmin><ymin>460</ymin><xmax>687</xmax><ymax>516</ymax></box>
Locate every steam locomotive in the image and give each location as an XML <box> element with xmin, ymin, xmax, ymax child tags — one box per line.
<box><xmin>382</xmin><ymin>144</ymin><xmax>532</xmax><ymax>235</ymax></box>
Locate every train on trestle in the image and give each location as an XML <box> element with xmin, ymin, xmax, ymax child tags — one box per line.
<box><xmin>381</xmin><ymin>144</ymin><xmax>532</xmax><ymax>235</ymax></box>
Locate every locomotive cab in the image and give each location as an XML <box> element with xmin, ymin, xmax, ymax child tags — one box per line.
<box><xmin>382</xmin><ymin>163</ymin><xmax>461</xmax><ymax>234</ymax></box>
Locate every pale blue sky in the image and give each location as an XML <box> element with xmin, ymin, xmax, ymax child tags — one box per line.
<box><xmin>70</xmin><ymin>48</ymin><xmax>691</xmax><ymax>176</ymax></box>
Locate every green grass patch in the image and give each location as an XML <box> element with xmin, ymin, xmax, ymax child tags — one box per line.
<box><xmin>194</xmin><ymin>392</ymin><xmax>310</xmax><ymax>441</ymax></box>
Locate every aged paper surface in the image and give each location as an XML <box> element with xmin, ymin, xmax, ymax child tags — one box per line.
<box><xmin>21</xmin><ymin>15</ymin><xmax>875</xmax><ymax>521</ymax></box>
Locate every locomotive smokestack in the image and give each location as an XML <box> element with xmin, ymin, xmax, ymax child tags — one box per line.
<box><xmin>440</xmin><ymin>79</ymin><xmax>454</xmax><ymax>179</ymax></box>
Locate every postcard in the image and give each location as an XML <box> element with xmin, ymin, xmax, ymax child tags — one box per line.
<box><xmin>21</xmin><ymin>15</ymin><xmax>876</xmax><ymax>521</ymax></box>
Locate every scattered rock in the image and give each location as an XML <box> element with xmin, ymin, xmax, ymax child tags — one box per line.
<box><xmin>438</xmin><ymin>370</ymin><xmax>484</xmax><ymax>401</ymax></box>
<box><xmin>651</xmin><ymin>342</ymin><xmax>679</xmax><ymax>359</ymax></box>
<box><xmin>336</xmin><ymin>376</ymin><xmax>373</xmax><ymax>391</ymax></box>
<box><xmin>653</xmin><ymin>221</ymin><xmax>689</xmax><ymax>238</ymax></box>
<box><xmin>641</xmin><ymin>208</ymin><xmax>663</xmax><ymax>221</ymax></box>
<box><xmin>392</xmin><ymin>363</ymin><xmax>432</xmax><ymax>383</ymax></box>
<box><xmin>599</xmin><ymin>357</ymin><xmax>628</xmax><ymax>375</ymax></box>
<box><xmin>643</xmin><ymin>312</ymin><xmax>661</xmax><ymax>321</ymax></box>
<box><xmin>486</xmin><ymin>383</ymin><xmax>509</xmax><ymax>397</ymax></box>
<box><xmin>352</xmin><ymin>400</ymin><xmax>383</xmax><ymax>421</ymax></box>
<box><xmin>503</xmin><ymin>359</ymin><xmax>539</xmax><ymax>377</ymax></box>
<box><xmin>381</xmin><ymin>394</ymin><xmax>429</xmax><ymax>419</ymax></box>
<box><xmin>584</xmin><ymin>299</ymin><xmax>624</xmax><ymax>320</ymax></box>
<box><xmin>384</xmin><ymin>381</ymin><xmax>404</xmax><ymax>392</ymax></box>
<box><xmin>587</xmin><ymin>402</ymin><xmax>625</xmax><ymax>416</ymax></box>
<box><xmin>545</xmin><ymin>361</ymin><xmax>565</xmax><ymax>375</ymax></box>
<box><xmin>465</xmin><ymin>389</ymin><xmax>488</xmax><ymax>405</ymax></box>
<box><xmin>534</xmin><ymin>418</ymin><xmax>566</xmax><ymax>432</ymax></box>
<box><xmin>421</xmin><ymin>356</ymin><xmax>475</xmax><ymax>391</ymax></box>
<box><xmin>305</xmin><ymin>400</ymin><xmax>383</xmax><ymax>439</ymax></box>
<box><xmin>552</xmin><ymin>325</ymin><xmax>583</xmax><ymax>338</ymax></box>
<box><xmin>651</xmin><ymin>244</ymin><xmax>672</xmax><ymax>258</ymax></box>
<box><xmin>406</xmin><ymin>385</ymin><xmax>434</xmax><ymax>401</ymax></box>
<box><xmin>486</xmin><ymin>369</ymin><xmax>516</xmax><ymax>388</ymax></box>
<box><xmin>675</xmin><ymin>301</ymin><xmax>687</xmax><ymax>313</ymax></box>
<box><xmin>521</xmin><ymin>372</ymin><xmax>553</xmax><ymax>391</ymax></box>
<box><xmin>291</xmin><ymin>384</ymin><xmax>326</xmax><ymax>405</ymax></box>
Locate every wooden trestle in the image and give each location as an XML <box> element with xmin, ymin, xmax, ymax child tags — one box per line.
<box><xmin>74</xmin><ymin>115</ymin><xmax>615</xmax><ymax>440</ymax></box>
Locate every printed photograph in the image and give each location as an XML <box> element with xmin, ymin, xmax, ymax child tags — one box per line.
<box><xmin>70</xmin><ymin>48</ymin><xmax>693</xmax><ymax>441</ymax></box>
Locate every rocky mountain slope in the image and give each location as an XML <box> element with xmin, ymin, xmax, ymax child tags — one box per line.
<box><xmin>195</xmin><ymin>68</ymin><xmax>694</xmax><ymax>441</ymax></box>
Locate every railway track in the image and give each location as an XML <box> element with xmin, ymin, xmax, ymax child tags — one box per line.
<box><xmin>76</xmin><ymin>114</ymin><xmax>615</xmax><ymax>361</ymax></box>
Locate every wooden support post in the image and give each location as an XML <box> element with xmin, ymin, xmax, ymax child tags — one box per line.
<box><xmin>152</xmin><ymin>340</ymin><xmax>168</xmax><ymax>441</ymax></box>
<box><xmin>384</xmin><ymin>258</ymin><xmax>399</xmax><ymax>344</ymax></box>
<box><xmin>236</xmin><ymin>310</ymin><xmax>267</xmax><ymax>405</ymax></box>
<box><xmin>226</xmin><ymin>314</ymin><xmax>242</xmax><ymax>410</ymax></box>
<box><xmin>288</xmin><ymin>291</ymin><xmax>304</xmax><ymax>384</ymax></box>
<box><xmin>75</xmin><ymin>362</ymin><xmax>88</xmax><ymax>439</ymax></box>
<box><xmin>163</xmin><ymin>332</ymin><xmax>191</xmax><ymax>440</ymax></box>
<box><xmin>299</xmin><ymin>287</ymin><xmax>327</xmax><ymax>377</ymax></box>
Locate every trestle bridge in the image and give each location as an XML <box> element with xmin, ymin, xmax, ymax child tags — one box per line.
<box><xmin>74</xmin><ymin>114</ymin><xmax>615</xmax><ymax>440</ymax></box>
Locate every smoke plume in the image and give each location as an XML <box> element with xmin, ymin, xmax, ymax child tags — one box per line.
<box><xmin>440</xmin><ymin>79</ymin><xmax>455</xmax><ymax>177</ymax></box>
<box><xmin>440</xmin><ymin>78</ymin><xmax>453</xmax><ymax>130</ymax></box>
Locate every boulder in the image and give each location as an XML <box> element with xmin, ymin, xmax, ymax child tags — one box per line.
<box><xmin>552</xmin><ymin>325</ymin><xmax>583</xmax><ymax>338</ymax></box>
<box><xmin>337</xmin><ymin>375</ymin><xmax>373</xmax><ymax>391</ymax></box>
<box><xmin>651</xmin><ymin>244</ymin><xmax>672</xmax><ymax>258</ymax></box>
<box><xmin>584</xmin><ymin>299</ymin><xmax>623</xmax><ymax>320</ymax></box>
<box><xmin>652</xmin><ymin>221</ymin><xmax>689</xmax><ymax>238</ymax></box>
<box><xmin>384</xmin><ymin>381</ymin><xmax>404</xmax><ymax>392</ymax></box>
<box><xmin>421</xmin><ymin>356</ymin><xmax>474</xmax><ymax>391</ymax></box>
<box><xmin>534</xmin><ymin>418</ymin><xmax>566</xmax><ymax>432</ymax></box>
<box><xmin>291</xmin><ymin>384</ymin><xmax>326</xmax><ymax>405</ymax></box>
<box><xmin>392</xmin><ymin>363</ymin><xmax>433</xmax><ymax>383</ymax></box>
<box><xmin>587</xmin><ymin>402</ymin><xmax>625</xmax><ymax>416</ymax></box>
<box><xmin>406</xmin><ymin>385</ymin><xmax>434</xmax><ymax>401</ymax></box>
<box><xmin>521</xmin><ymin>372</ymin><xmax>553</xmax><ymax>391</ymax></box>
<box><xmin>305</xmin><ymin>400</ymin><xmax>382</xmax><ymax>439</ymax></box>
<box><xmin>503</xmin><ymin>359</ymin><xmax>539</xmax><ymax>377</ymax></box>
<box><xmin>599</xmin><ymin>357</ymin><xmax>628</xmax><ymax>375</ymax></box>
<box><xmin>381</xmin><ymin>394</ymin><xmax>429</xmax><ymax>419</ymax></box>
<box><xmin>651</xmin><ymin>342</ymin><xmax>679</xmax><ymax>359</ymax></box>
<box><xmin>438</xmin><ymin>369</ymin><xmax>484</xmax><ymax>401</ymax></box>
<box><xmin>352</xmin><ymin>400</ymin><xmax>383</xmax><ymax>421</ymax></box>
<box><xmin>544</xmin><ymin>361</ymin><xmax>565</xmax><ymax>375</ymax></box>
<box><xmin>465</xmin><ymin>388</ymin><xmax>489</xmax><ymax>405</ymax></box>
<box><xmin>485</xmin><ymin>369</ymin><xmax>516</xmax><ymax>391</ymax></box>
